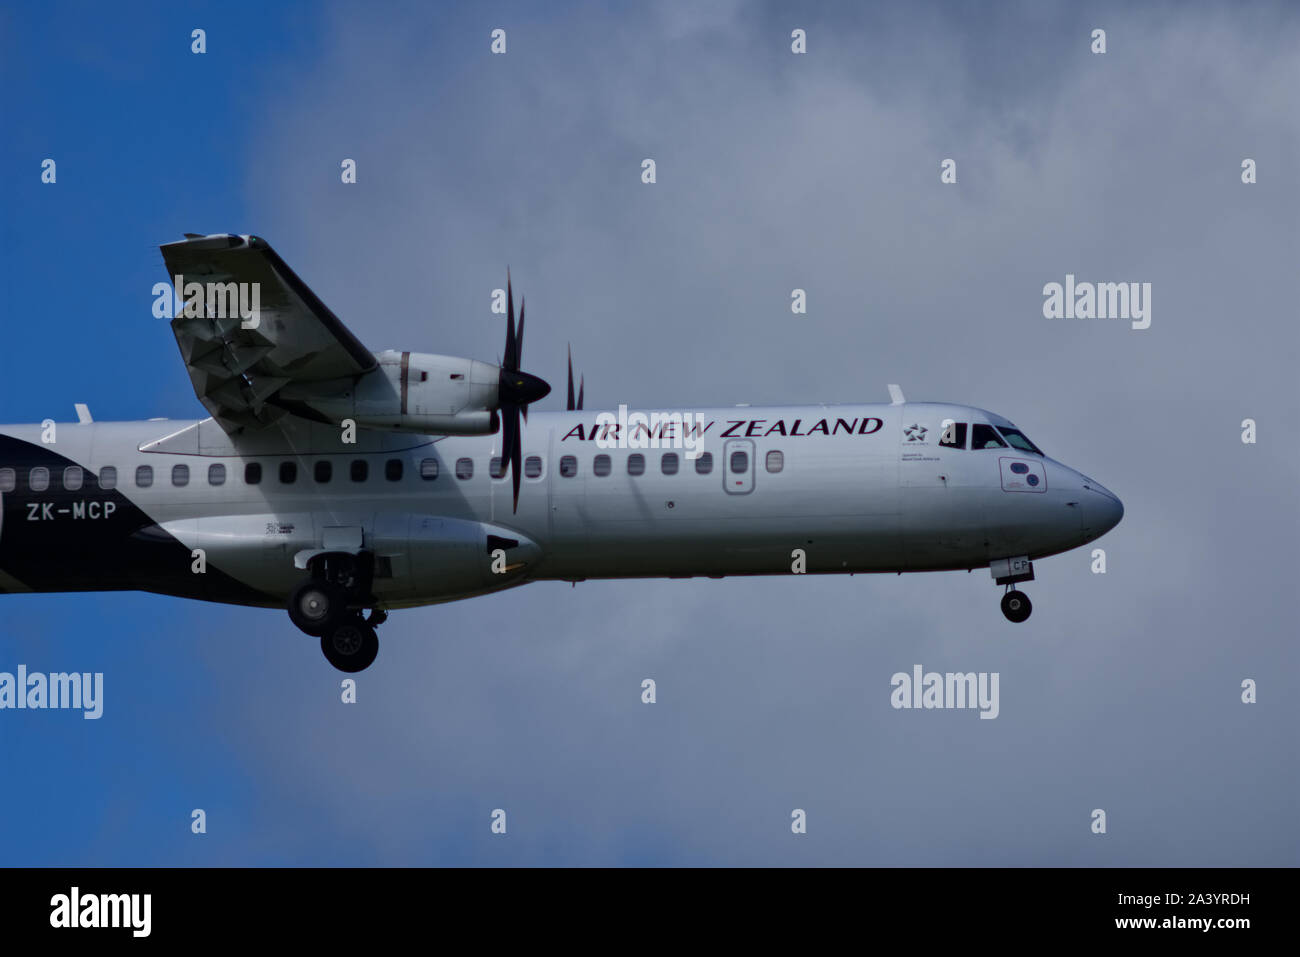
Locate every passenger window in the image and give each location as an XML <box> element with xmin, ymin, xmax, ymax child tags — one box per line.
<box><xmin>939</xmin><ymin>422</ymin><xmax>968</xmax><ymax>449</ymax></box>
<box><xmin>971</xmin><ymin>424</ymin><xmax>1007</xmax><ymax>450</ymax></box>
<box><xmin>279</xmin><ymin>461</ymin><xmax>297</xmax><ymax>483</ymax></box>
<box><xmin>525</xmin><ymin>455</ymin><xmax>542</xmax><ymax>479</ymax></box>
<box><xmin>172</xmin><ymin>464</ymin><xmax>189</xmax><ymax>487</ymax></box>
<box><xmin>490</xmin><ymin>457</ymin><xmax>505</xmax><ymax>479</ymax></box>
<box><xmin>29</xmin><ymin>467</ymin><xmax>49</xmax><ymax>492</ymax></box>
<box><xmin>350</xmin><ymin>460</ymin><xmax>368</xmax><ymax>482</ymax></box>
<box><xmin>627</xmin><ymin>453</ymin><xmax>645</xmax><ymax>476</ymax></box>
<box><xmin>0</xmin><ymin>468</ymin><xmax>17</xmax><ymax>493</ymax></box>
<box><xmin>98</xmin><ymin>466</ymin><xmax>117</xmax><ymax>490</ymax></box>
<box><xmin>63</xmin><ymin>466</ymin><xmax>84</xmax><ymax>491</ymax></box>
<box><xmin>559</xmin><ymin>455</ymin><xmax>578</xmax><ymax>478</ymax></box>
<box><xmin>695</xmin><ymin>451</ymin><xmax>713</xmax><ymax>474</ymax></box>
<box><xmin>455</xmin><ymin>457</ymin><xmax>473</xmax><ymax>480</ymax></box>
<box><xmin>244</xmin><ymin>462</ymin><xmax>262</xmax><ymax>485</ymax></box>
<box><xmin>729</xmin><ymin>450</ymin><xmax>749</xmax><ymax>474</ymax></box>
<box><xmin>419</xmin><ymin>458</ymin><xmax>439</xmax><ymax>480</ymax></box>
<box><xmin>385</xmin><ymin>459</ymin><xmax>403</xmax><ymax>481</ymax></box>
<box><xmin>593</xmin><ymin>454</ymin><xmax>611</xmax><ymax>477</ymax></box>
<box><xmin>209</xmin><ymin>463</ymin><xmax>226</xmax><ymax>486</ymax></box>
<box><xmin>765</xmin><ymin>450</ymin><xmax>783</xmax><ymax>473</ymax></box>
<box><xmin>314</xmin><ymin>461</ymin><xmax>332</xmax><ymax>483</ymax></box>
<box><xmin>661</xmin><ymin>452</ymin><xmax>679</xmax><ymax>475</ymax></box>
<box><xmin>135</xmin><ymin>465</ymin><xmax>153</xmax><ymax>489</ymax></box>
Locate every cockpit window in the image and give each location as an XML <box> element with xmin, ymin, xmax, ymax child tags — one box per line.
<box><xmin>971</xmin><ymin>424</ymin><xmax>1007</xmax><ymax>449</ymax></box>
<box><xmin>997</xmin><ymin>426</ymin><xmax>1043</xmax><ymax>455</ymax></box>
<box><xmin>939</xmin><ymin>422</ymin><xmax>968</xmax><ymax>449</ymax></box>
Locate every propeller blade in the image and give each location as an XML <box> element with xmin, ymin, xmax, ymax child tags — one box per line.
<box><xmin>510</xmin><ymin>420</ymin><xmax>523</xmax><ymax>512</ymax></box>
<box><xmin>501</xmin><ymin>404</ymin><xmax>517</xmax><ymax>479</ymax></box>
<box><xmin>567</xmin><ymin>345</ymin><xmax>575</xmax><ymax>411</ymax></box>
<box><xmin>517</xmin><ymin>298</ymin><xmax>525</xmax><ymax>360</ymax></box>
<box><xmin>503</xmin><ymin>270</ymin><xmax>518</xmax><ymax>372</ymax></box>
<box><xmin>502</xmin><ymin>402</ymin><xmax>516</xmax><ymax>444</ymax></box>
<box><xmin>577</xmin><ymin>374</ymin><xmax>584</xmax><ymax>411</ymax></box>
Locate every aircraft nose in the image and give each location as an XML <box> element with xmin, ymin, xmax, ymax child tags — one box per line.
<box><xmin>1080</xmin><ymin>483</ymin><xmax>1123</xmax><ymax>541</ymax></box>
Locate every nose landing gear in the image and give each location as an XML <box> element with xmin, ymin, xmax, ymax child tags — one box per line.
<box><xmin>990</xmin><ymin>556</ymin><xmax>1034</xmax><ymax>624</ymax></box>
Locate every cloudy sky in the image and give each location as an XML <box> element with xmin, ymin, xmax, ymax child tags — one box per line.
<box><xmin>1</xmin><ymin>0</ymin><xmax>1295</xmax><ymax>864</ymax></box>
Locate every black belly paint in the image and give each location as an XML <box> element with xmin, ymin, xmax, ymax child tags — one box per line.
<box><xmin>0</xmin><ymin>434</ymin><xmax>276</xmax><ymax>607</ymax></box>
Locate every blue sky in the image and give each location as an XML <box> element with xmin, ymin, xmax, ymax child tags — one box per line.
<box><xmin>1</xmin><ymin>0</ymin><xmax>1296</xmax><ymax>865</ymax></box>
<box><xmin>2</xmin><ymin>0</ymin><xmax>421</xmax><ymax>865</ymax></box>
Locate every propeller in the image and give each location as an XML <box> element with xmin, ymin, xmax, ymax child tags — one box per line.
<box><xmin>498</xmin><ymin>270</ymin><xmax>551</xmax><ymax>511</ymax></box>
<box><xmin>566</xmin><ymin>345</ymin><xmax>584</xmax><ymax>411</ymax></box>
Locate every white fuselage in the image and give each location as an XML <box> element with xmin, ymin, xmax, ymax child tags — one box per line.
<box><xmin>0</xmin><ymin>402</ymin><xmax>1123</xmax><ymax>609</ymax></box>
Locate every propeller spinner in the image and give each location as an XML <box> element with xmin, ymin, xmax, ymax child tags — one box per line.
<box><xmin>498</xmin><ymin>271</ymin><xmax>551</xmax><ymax>511</ymax></box>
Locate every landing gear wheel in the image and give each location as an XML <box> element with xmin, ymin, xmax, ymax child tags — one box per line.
<box><xmin>1001</xmin><ymin>590</ymin><xmax>1032</xmax><ymax>623</ymax></box>
<box><xmin>321</xmin><ymin>618</ymin><xmax>379</xmax><ymax>672</ymax></box>
<box><xmin>366</xmin><ymin>608</ymin><xmax>388</xmax><ymax>627</ymax></box>
<box><xmin>288</xmin><ymin>580</ymin><xmax>347</xmax><ymax>637</ymax></box>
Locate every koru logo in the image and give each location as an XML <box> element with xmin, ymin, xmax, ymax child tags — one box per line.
<box><xmin>904</xmin><ymin>424</ymin><xmax>928</xmax><ymax>442</ymax></box>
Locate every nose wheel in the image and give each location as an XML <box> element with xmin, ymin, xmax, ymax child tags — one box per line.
<box><xmin>1000</xmin><ymin>588</ymin><xmax>1032</xmax><ymax>623</ymax></box>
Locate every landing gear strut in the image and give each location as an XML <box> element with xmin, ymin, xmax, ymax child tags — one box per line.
<box><xmin>286</xmin><ymin>552</ymin><xmax>384</xmax><ymax>671</ymax></box>
<box><xmin>990</xmin><ymin>556</ymin><xmax>1034</xmax><ymax>624</ymax></box>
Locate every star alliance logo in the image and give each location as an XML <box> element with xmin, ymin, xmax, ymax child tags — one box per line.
<box><xmin>904</xmin><ymin>424</ymin><xmax>927</xmax><ymax>442</ymax></box>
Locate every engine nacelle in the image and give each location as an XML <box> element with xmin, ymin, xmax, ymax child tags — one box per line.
<box><xmin>282</xmin><ymin>350</ymin><xmax>501</xmax><ymax>435</ymax></box>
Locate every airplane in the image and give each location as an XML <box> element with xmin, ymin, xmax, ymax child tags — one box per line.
<box><xmin>0</xmin><ymin>234</ymin><xmax>1123</xmax><ymax>672</ymax></box>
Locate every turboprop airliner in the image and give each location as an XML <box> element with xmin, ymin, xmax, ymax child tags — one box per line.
<box><xmin>0</xmin><ymin>234</ymin><xmax>1123</xmax><ymax>671</ymax></box>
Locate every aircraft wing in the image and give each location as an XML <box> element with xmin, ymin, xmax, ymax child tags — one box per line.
<box><xmin>160</xmin><ymin>233</ymin><xmax>376</xmax><ymax>432</ymax></box>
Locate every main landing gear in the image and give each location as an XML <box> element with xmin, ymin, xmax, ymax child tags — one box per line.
<box><xmin>319</xmin><ymin>616</ymin><xmax>379</xmax><ymax>673</ymax></box>
<box><xmin>990</xmin><ymin>556</ymin><xmax>1034</xmax><ymax>624</ymax></box>
<box><xmin>287</xmin><ymin>553</ymin><xmax>384</xmax><ymax>672</ymax></box>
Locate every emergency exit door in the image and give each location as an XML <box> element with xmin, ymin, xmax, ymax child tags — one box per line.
<box><xmin>723</xmin><ymin>439</ymin><xmax>755</xmax><ymax>494</ymax></box>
